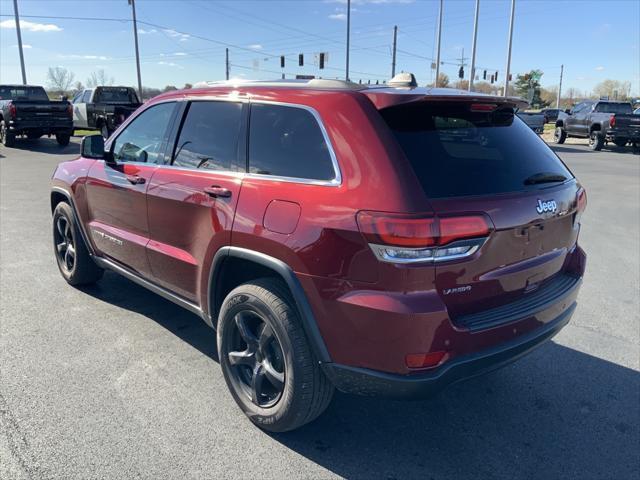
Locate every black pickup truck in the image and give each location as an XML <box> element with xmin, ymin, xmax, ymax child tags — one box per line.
<box><xmin>554</xmin><ymin>100</ymin><xmax>640</xmax><ymax>150</ymax></box>
<box><xmin>72</xmin><ymin>86</ymin><xmax>141</xmax><ymax>138</ymax></box>
<box><xmin>0</xmin><ymin>85</ymin><xmax>73</xmax><ymax>147</ymax></box>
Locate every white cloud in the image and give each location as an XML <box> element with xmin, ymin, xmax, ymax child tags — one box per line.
<box><xmin>0</xmin><ymin>19</ymin><xmax>62</xmax><ymax>32</ymax></box>
<box><xmin>138</xmin><ymin>28</ymin><xmax>157</xmax><ymax>34</ymax></box>
<box><xmin>595</xmin><ymin>66</ymin><xmax>605</xmax><ymax>71</ymax></box>
<box><xmin>158</xmin><ymin>61</ymin><xmax>183</xmax><ymax>69</ymax></box>
<box><xmin>329</xmin><ymin>13</ymin><xmax>347</xmax><ymax>21</ymax></box>
<box><xmin>62</xmin><ymin>54</ymin><xmax>112</xmax><ymax>61</ymax></box>
<box><xmin>248</xmin><ymin>44</ymin><xmax>263</xmax><ymax>50</ymax></box>
<box><xmin>12</xmin><ymin>44</ymin><xmax>32</xmax><ymax>49</ymax></box>
<box><xmin>164</xmin><ymin>29</ymin><xmax>190</xmax><ymax>41</ymax></box>
<box><xmin>173</xmin><ymin>52</ymin><xmax>187</xmax><ymax>56</ymax></box>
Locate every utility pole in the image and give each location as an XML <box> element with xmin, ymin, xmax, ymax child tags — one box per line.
<box><xmin>556</xmin><ymin>64</ymin><xmax>564</xmax><ymax>109</ymax></box>
<box><xmin>435</xmin><ymin>0</ymin><xmax>443</xmax><ymax>87</ymax></box>
<box><xmin>225</xmin><ymin>48</ymin><xmax>230</xmax><ymax>80</ymax></box>
<box><xmin>468</xmin><ymin>0</ymin><xmax>480</xmax><ymax>91</ymax></box>
<box><xmin>13</xmin><ymin>0</ymin><xmax>27</xmax><ymax>84</ymax></box>
<box><xmin>346</xmin><ymin>0</ymin><xmax>351</xmax><ymax>81</ymax></box>
<box><xmin>391</xmin><ymin>25</ymin><xmax>398</xmax><ymax>78</ymax></box>
<box><xmin>128</xmin><ymin>0</ymin><xmax>143</xmax><ymax>100</ymax></box>
<box><xmin>503</xmin><ymin>0</ymin><xmax>515</xmax><ymax>96</ymax></box>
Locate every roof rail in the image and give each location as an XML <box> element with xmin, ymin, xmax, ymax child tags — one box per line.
<box><xmin>192</xmin><ymin>78</ymin><xmax>363</xmax><ymax>90</ymax></box>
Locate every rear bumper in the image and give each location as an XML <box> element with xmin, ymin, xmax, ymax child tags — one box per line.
<box><xmin>322</xmin><ymin>302</ymin><xmax>576</xmax><ymax>399</ymax></box>
<box><xmin>605</xmin><ymin>128</ymin><xmax>640</xmax><ymax>141</ymax></box>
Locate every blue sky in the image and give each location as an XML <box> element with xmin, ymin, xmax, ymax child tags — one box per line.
<box><xmin>1</xmin><ymin>0</ymin><xmax>638</xmax><ymax>95</ymax></box>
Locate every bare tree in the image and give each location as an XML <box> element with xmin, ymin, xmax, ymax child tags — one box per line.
<box><xmin>87</xmin><ymin>69</ymin><xmax>115</xmax><ymax>88</ymax></box>
<box><xmin>593</xmin><ymin>79</ymin><xmax>632</xmax><ymax>100</ymax></box>
<box><xmin>47</xmin><ymin>67</ymin><xmax>75</xmax><ymax>93</ymax></box>
<box><xmin>73</xmin><ymin>81</ymin><xmax>85</xmax><ymax>93</ymax></box>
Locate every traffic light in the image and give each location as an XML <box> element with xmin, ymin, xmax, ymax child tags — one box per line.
<box><xmin>298</xmin><ymin>54</ymin><xmax>304</xmax><ymax>67</ymax></box>
<box><xmin>458</xmin><ymin>66</ymin><xmax>464</xmax><ymax>79</ymax></box>
<box><xmin>280</xmin><ymin>56</ymin><xmax>285</xmax><ymax>68</ymax></box>
<box><xmin>495</xmin><ymin>71</ymin><xmax>498</xmax><ymax>81</ymax></box>
<box><xmin>490</xmin><ymin>74</ymin><xmax>494</xmax><ymax>84</ymax></box>
<box><xmin>319</xmin><ymin>52</ymin><xmax>325</xmax><ymax>69</ymax></box>
<box><xmin>483</xmin><ymin>70</ymin><xmax>487</xmax><ymax>80</ymax></box>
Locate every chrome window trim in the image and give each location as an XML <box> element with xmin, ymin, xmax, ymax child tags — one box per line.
<box><xmin>246</xmin><ymin>100</ymin><xmax>343</xmax><ymax>187</ymax></box>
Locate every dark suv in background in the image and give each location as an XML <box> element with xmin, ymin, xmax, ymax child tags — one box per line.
<box><xmin>51</xmin><ymin>78</ymin><xmax>586</xmax><ymax>431</ymax></box>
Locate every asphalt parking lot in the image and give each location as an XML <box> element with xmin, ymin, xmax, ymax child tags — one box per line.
<box><xmin>1</xmin><ymin>138</ymin><xmax>638</xmax><ymax>480</ymax></box>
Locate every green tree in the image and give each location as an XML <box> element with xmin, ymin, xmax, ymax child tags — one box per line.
<box><xmin>514</xmin><ymin>69</ymin><xmax>549</xmax><ymax>108</ymax></box>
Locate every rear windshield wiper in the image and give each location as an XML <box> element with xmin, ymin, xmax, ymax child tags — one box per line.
<box><xmin>524</xmin><ymin>172</ymin><xmax>567</xmax><ymax>185</ymax></box>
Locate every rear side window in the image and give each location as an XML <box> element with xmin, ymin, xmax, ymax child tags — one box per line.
<box><xmin>594</xmin><ymin>103</ymin><xmax>633</xmax><ymax>114</ymax></box>
<box><xmin>249</xmin><ymin>103</ymin><xmax>336</xmax><ymax>181</ymax></box>
<box><xmin>173</xmin><ymin>101</ymin><xmax>243</xmax><ymax>172</ymax></box>
<box><xmin>381</xmin><ymin>103</ymin><xmax>573</xmax><ymax>198</ymax></box>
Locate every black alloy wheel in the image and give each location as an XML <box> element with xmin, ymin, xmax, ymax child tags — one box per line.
<box><xmin>54</xmin><ymin>215</ymin><xmax>76</xmax><ymax>273</ymax></box>
<box><xmin>226</xmin><ymin>310</ymin><xmax>286</xmax><ymax>408</ymax></box>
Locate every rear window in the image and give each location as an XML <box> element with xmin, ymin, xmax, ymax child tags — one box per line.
<box><xmin>95</xmin><ymin>87</ymin><xmax>138</xmax><ymax>104</ymax></box>
<box><xmin>381</xmin><ymin>103</ymin><xmax>573</xmax><ymax>198</ymax></box>
<box><xmin>594</xmin><ymin>103</ymin><xmax>633</xmax><ymax>114</ymax></box>
<box><xmin>0</xmin><ymin>86</ymin><xmax>49</xmax><ymax>101</ymax></box>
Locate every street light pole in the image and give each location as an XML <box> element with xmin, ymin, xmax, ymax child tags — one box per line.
<box><xmin>128</xmin><ymin>0</ymin><xmax>143</xmax><ymax>100</ymax></box>
<box><xmin>503</xmin><ymin>0</ymin><xmax>515</xmax><ymax>96</ymax></box>
<box><xmin>13</xmin><ymin>0</ymin><xmax>27</xmax><ymax>84</ymax></box>
<box><xmin>391</xmin><ymin>25</ymin><xmax>397</xmax><ymax>78</ymax></box>
<box><xmin>435</xmin><ymin>0</ymin><xmax>443</xmax><ymax>87</ymax></box>
<box><xmin>468</xmin><ymin>0</ymin><xmax>480</xmax><ymax>91</ymax></box>
<box><xmin>346</xmin><ymin>0</ymin><xmax>351</xmax><ymax>81</ymax></box>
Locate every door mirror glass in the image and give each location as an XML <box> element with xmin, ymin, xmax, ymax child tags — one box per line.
<box><xmin>565</xmin><ymin>109</ymin><xmax>572</xmax><ymax>114</ymax></box>
<box><xmin>81</xmin><ymin>134</ymin><xmax>105</xmax><ymax>159</ymax></box>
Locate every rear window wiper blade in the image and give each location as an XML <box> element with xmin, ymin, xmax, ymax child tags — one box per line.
<box><xmin>524</xmin><ymin>172</ymin><xmax>567</xmax><ymax>185</ymax></box>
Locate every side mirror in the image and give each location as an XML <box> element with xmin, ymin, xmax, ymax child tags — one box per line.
<box><xmin>565</xmin><ymin>109</ymin><xmax>571</xmax><ymax>115</ymax></box>
<box><xmin>61</xmin><ymin>95</ymin><xmax>68</xmax><ymax>102</ymax></box>
<box><xmin>81</xmin><ymin>134</ymin><xmax>114</xmax><ymax>163</ymax></box>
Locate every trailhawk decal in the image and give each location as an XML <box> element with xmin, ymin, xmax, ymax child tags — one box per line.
<box><xmin>536</xmin><ymin>199</ymin><xmax>557</xmax><ymax>214</ymax></box>
<box><xmin>92</xmin><ymin>229</ymin><xmax>123</xmax><ymax>246</ymax></box>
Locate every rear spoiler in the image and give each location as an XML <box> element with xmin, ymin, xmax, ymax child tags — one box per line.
<box><xmin>363</xmin><ymin>87</ymin><xmax>529</xmax><ymax>111</ymax></box>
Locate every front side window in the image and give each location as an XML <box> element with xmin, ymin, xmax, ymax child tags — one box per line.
<box><xmin>248</xmin><ymin>103</ymin><xmax>336</xmax><ymax>181</ymax></box>
<box><xmin>111</xmin><ymin>102</ymin><xmax>175</xmax><ymax>164</ymax></box>
<box><xmin>81</xmin><ymin>90</ymin><xmax>92</xmax><ymax>103</ymax></box>
<box><xmin>173</xmin><ymin>101</ymin><xmax>243</xmax><ymax>172</ymax></box>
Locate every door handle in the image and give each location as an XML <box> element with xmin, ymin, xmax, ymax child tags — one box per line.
<box><xmin>125</xmin><ymin>174</ymin><xmax>146</xmax><ymax>185</ymax></box>
<box><xmin>203</xmin><ymin>186</ymin><xmax>232</xmax><ymax>198</ymax></box>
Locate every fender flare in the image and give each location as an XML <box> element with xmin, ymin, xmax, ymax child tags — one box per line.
<box><xmin>208</xmin><ymin>246</ymin><xmax>332</xmax><ymax>364</ymax></box>
<box><xmin>50</xmin><ymin>186</ymin><xmax>96</xmax><ymax>256</ymax></box>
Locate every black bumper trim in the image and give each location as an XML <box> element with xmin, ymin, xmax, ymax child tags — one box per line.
<box><xmin>322</xmin><ymin>303</ymin><xmax>576</xmax><ymax>399</ymax></box>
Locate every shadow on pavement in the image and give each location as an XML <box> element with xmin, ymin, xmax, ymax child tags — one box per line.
<box><xmin>80</xmin><ymin>271</ymin><xmax>639</xmax><ymax>480</ymax></box>
<box><xmin>3</xmin><ymin>137</ymin><xmax>80</xmax><ymax>156</ymax></box>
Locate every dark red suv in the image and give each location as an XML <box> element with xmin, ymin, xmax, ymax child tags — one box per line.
<box><xmin>51</xmin><ymin>78</ymin><xmax>586</xmax><ymax>431</ymax></box>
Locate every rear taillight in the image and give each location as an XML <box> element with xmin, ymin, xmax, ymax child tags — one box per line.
<box><xmin>575</xmin><ymin>188</ymin><xmax>587</xmax><ymax>226</ymax></box>
<box><xmin>67</xmin><ymin>104</ymin><xmax>73</xmax><ymax>118</ymax></box>
<box><xmin>469</xmin><ymin>103</ymin><xmax>497</xmax><ymax>112</ymax></box>
<box><xmin>610</xmin><ymin>115</ymin><xmax>616</xmax><ymax>128</ymax></box>
<box><xmin>357</xmin><ymin>211</ymin><xmax>492</xmax><ymax>263</ymax></box>
<box><xmin>8</xmin><ymin>102</ymin><xmax>17</xmax><ymax>119</ymax></box>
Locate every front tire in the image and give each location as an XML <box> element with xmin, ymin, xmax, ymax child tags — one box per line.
<box><xmin>553</xmin><ymin>126</ymin><xmax>566</xmax><ymax>144</ymax></box>
<box><xmin>53</xmin><ymin>202</ymin><xmax>103</xmax><ymax>285</ymax></box>
<box><xmin>0</xmin><ymin>120</ymin><xmax>16</xmax><ymax>147</ymax></box>
<box><xmin>589</xmin><ymin>130</ymin><xmax>604</xmax><ymax>151</ymax></box>
<box><xmin>218</xmin><ymin>278</ymin><xmax>334</xmax><ymax>432</ymax></box>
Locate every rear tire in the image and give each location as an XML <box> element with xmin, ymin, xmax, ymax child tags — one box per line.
<box><xmin>553</xmin><ymin>126</ymin><xmax>566</xmax><ymax>144</ymax></box>
<box><xmin>589</xmin><ymin>130</ymin><xmax>604</xmax><ymax>151</ymax></box>
<box><xmin>218</xmin><ymin>278</ymin><xmax>334</xmax><ymax>432</ymax></box>
<box><xmin>53</xmin><ymin>202</ymin><xmax>103</xmax><ymax>285</ymax></box>
<box><xmin>56</xmin><ymin>133</ymin><xmax>71</xmax><ymax>146</ymax></box>
<box><xmin>0</xmin><ymin>120</ymin><xmax>16</xmax><ymax>147</ymax></box>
